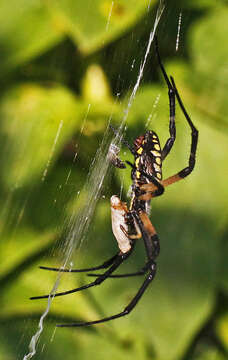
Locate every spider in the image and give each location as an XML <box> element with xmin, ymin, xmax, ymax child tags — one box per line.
<box><xmin>30</xmin><ymin>37</ymin><xmax>198</xmax><ymax>327</ymax></box>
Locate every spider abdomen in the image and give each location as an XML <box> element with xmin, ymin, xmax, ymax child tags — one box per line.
<box><xmin>133</xmin><ymin>130</ymin><xmax>163</xmax><ymax>183</ymax></box>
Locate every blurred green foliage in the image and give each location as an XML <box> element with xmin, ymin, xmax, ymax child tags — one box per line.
<box><xmin>0</xmin><ymin>0</ymin><xmax>228</xmax><ymax>359</ymax></box>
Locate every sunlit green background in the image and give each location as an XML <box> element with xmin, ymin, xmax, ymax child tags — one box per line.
<box><xmin>0</xmin><ymin>1</ymin><xmax>228</xmax><ymax>359</ymax></box>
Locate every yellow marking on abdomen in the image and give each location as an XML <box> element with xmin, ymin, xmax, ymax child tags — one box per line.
<box><xmin>151</xmin><ymin>150</ymin><xmax>160</xmax><ymax>157</ymax></box>
<box><xmin>154</xmin><ymin>144</ymin><xmax>160</xmax><ymax>150</ymax></box>
<box><xmin>135</xmin><ymin>157</ymin><xmax>140</xmax><ymax>168</ymax></box>
<box><xmin>136</xmin><ymin>171</ymin><xmax>141</xmax><ymax>179</ymax></box>
<box><xmin>130</xmin><ymin>195</ymin><xmax>134</xmax><ymax>210</ymax></box>
<box><xmin>137</xmin><ymin>147</ymin><xmax>143</xmax><ymax>154</ymax></box>
<box><xmin>155</xmin><ymin>157</ymin><xmax>161</xmax><ymax>165</ymax></box>
<box><xmin>154</xmin><ymin>163</ymin><xmax>161</xmax><ymax>172</ymax></box>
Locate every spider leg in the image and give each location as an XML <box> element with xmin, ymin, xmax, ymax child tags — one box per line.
<box><xmin>39</xmin><ymin>253</ymin><xmax>119</xmax><ymax>273</ymax></box>
<box><xmin>132</xmin><ymin>210</ymin><xmax>160</xmax><ymax>260</ymax></box>
<box><xmin>155</xmin><ymin>36</ymin><xmax>176</xmax><ymax>161</ymax></box>
<box><xmin>87</xmin><ymin>262</ymin><xmax>150</xmax><ymax>278</ymax></box>
<box><xmin>109</xmin><ymin>125</ymin><xmax>136</xmax><ymax>155</ymax></box>
<box><xmin>56</xmin><ymin>260</ymin><xmax>156</xmax><ymax>327</ymax></box>
<box><xmin>168</xmin><ymin>76</ymin><xmax>198</xmax><ymax>180</ymax></box>
<box><xmin>30</xmin><ymin>248</ymin><xmax>134</xmax><ymax>300</ymax></box>
<box><xmin>87</xmin><ymin>271</ymin><xmax>145</xmax><ymax>278</ymax></box>
<box><xmin>87</xmin><ymin>246</ymin><xmax>153</xmax><ymax>278</ymax></box>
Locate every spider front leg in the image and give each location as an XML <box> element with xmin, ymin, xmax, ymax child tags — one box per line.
<box><xmin>155</xmin><ymin>36</ymin><xmax>176</xmax><ymax>160</ymax></box>
<box><xmin>109</xmin><ymin>124</ymin><xmax>136</xmax><ymax>156</ymax></box>
<box><xmin>168</xmin><ymin>76</ymin><xmax>198</xmax><ymax>181</ymax></box>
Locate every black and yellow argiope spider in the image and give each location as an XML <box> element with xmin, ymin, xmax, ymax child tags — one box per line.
<box><xmin>30</xmin><ymin>37</ymin><xmax>198</xmax><ymax>327</ymax></box>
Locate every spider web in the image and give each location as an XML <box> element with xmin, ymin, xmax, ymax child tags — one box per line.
<box><xmin>23</xmin><ymin>1</ymin><xmax>165</xmax><ymax>359</ymax></box>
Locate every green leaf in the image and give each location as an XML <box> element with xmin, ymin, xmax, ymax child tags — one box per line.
<box><xmin>184</xmin><ymin>0</ymin><xmax>227</xmax><ymax>9</ymax></box>
<box><xmin>0</xmin><ymin>230</ymin><xmax>55</xmax><ymax>277</ymax></box>
<box><xmin>1</xmin><ymin>266</ymin><xmax>97</xmax><ymax>322</ymax></box>
<box><xmin>0</xmin><ymin>0</ymin><xmax>63</xmax><ymax>73</ymax></box>
<box><xmin>0</xmin><ymin>230</ymin><xmax>56</xmax><ymax>296</ymax></box>
<box><xmin>216</xmin><ymin>313</ymin><xmax>228</xmax><ymax>352</ymax></box>
<box><xmin>48</xmin><ymin>0</ymin><xmax>156</xmax><ymax>54</ymax></box>
<box><xmin>189</xmin><ymin>6</ymin><xmax>228</xmax><ymax>129</ymax></box>
<box><xmin>0</xmin><ymin>83</ymin><xmax>82</xmax><ymax>187</ymax></box>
